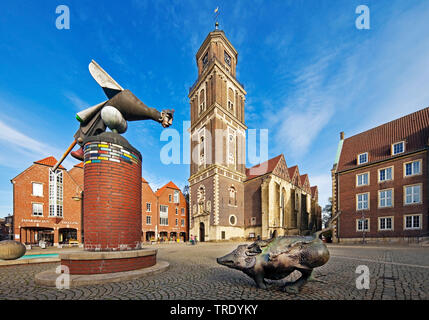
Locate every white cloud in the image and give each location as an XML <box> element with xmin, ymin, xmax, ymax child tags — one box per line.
<box><xmin>64</xmin><ymin>91</ymin><xmax>91</xmax><ymax>111</ymax></box>
<box><xmin>0</xmin><ymin>119</ymin><xmax>61</xmax><ymax>165</ymax></box>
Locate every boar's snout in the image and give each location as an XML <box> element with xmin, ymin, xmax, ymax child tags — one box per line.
<box><xmin>216</xmin><ymin>253</ymin><xmax>235</xmax><ymax>267</ymax></box>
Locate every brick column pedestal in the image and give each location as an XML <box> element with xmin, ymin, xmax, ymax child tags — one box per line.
<box><xmin>60</xmin><ymin>132</ymin><xmax>156</xmax><ymax>275</ymax></box>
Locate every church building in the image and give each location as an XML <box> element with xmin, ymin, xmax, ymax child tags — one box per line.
<box><xmin>188</xmin><ymin>29</ymin><xmax>321</xmax><ymax>241</ymax></box>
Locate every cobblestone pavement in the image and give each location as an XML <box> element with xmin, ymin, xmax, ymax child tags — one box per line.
<box><xmin>0</xmin><ymin>243</ymin><xmax>428</xmax><ymax>300</ymax></box>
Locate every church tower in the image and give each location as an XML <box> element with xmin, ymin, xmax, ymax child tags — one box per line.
<box><xmin>188</xmin><ymin>29</ymin><xmax>247</xmax><ymax>241</ymax></box>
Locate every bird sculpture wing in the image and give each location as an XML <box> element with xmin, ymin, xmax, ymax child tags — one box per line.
<box><xmin>89</xmin><ymin>60</ymin><xmax>124</xmax><ymax>99</ymax></box>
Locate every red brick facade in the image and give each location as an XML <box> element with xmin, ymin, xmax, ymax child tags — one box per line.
<box><xmin>11</xmin><ymin>157</ymin><xmax>188</xmax><ymax>246</ymax></box>
<box><xmin>142</xmin><ymin>181</ymin><xmax>188</xmax><ymax>242</ymax></box>
<box><xmin>11</xmin><ymin>157</ymin><xmax>83</xmax><ymax>246</ymax></box>
<box><xmin>333</xmin><ymin>108</ymin><xmax>429</xmax><ymax>242</ymax></box>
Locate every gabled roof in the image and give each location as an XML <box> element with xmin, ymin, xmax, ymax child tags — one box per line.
<box><xmin>337</xmin><ymin>107</ymin><xmax>429</xmax><ymax>172</ymax></box>
<box><xmin>246</xmin><ymin>154</ymin><xmax>283</xmax><ymax>180</ymax></box>
<box><xmin>34</xmin><ymin>156</ymin><xmax>65</xmax><ymax>170</ymax></box>
<box><xmin>300</xmin><ymin>174</ymin><xmax>309</xmax><ymax>186</ymax></box>
<box><xmin>142</xmin><ymin>177</ymin><xmax>148</xmax><ymax>183</ymax></box>
<box><xmin>310</xmin><ymin>186</ymin><xmax>318</xmax><ymax>199</ymax></box>
<box><xmin>287</xmin><ymin>165</ymin><xmax>300</xmax><ymax>186</ymax></box>
<box><xmin>73</xmin><ymin>162</ymin><xmax>84</xmax><ymax>168</ymax></box>
<box><xmin>155</xmin><ymin>181</ymin><xmax>180</xmax><ymax>197</ymax></box>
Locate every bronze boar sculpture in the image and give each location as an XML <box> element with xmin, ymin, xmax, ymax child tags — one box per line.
<box><xmin>217</xmin><ymin>212</ymin><xmax>340</xmax><ymax>293</ymax></box>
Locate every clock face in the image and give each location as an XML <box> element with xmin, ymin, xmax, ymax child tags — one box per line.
<box><xmin>224</xmin><ymin>51</ymin><xmax>231</xmax><ymax>66</ymax></box>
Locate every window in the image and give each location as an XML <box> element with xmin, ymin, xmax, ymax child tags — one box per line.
<box><xmin>228</xmin><ymin>87</ymin><xmax>234</xmax><ymax>112</ymax></box>
<box><xmin>357</xmin><ymin>152</ymin><xmax>368</xmax><ymax>165</ymax></box>
<box><xmin>229</xmin><ymin>215</ymin><xmax>236</xmax><ymax>225</ymax></box>
<box><xmin>379</xmin><ymin>217</ymin><xmax>393</xmax><ymax>230</ymax></box>
<box><xmin>379</xmin><ymin>167</ymin><xmax>393</xmax><ymax>182</ymax></box>
<box><xmin>224</xmin><ymin>51</ymin><xmax>231</xmax><ymax>66</ymax></box>
<box><xmin>404</xmin><ymin>215</ymin><xmax>421</xmax><ymax>229</ymax></box>
<box><xmin>404</xmin><ymin>185</ymin><xmax>421</xmax><ymax>205</ymax></box>
<box><xmin>404</xmin><ymin>160</ymin><xmax>421</xmax><ymax>177</ymax></box>
<box><xmin>357</xmin><ymin>193</ymin><xmax>369</xmax><ymax>210</ymax></box>
<box><xmin>175</xmin><ymin>208</ymin><xmax>178</xmax><ymax>215</ymax></box>
<box><xmin>379</xmin><ymin>189</ymin><xmax>393</xmax><ymax>208</ymax></box>
<box><xmin>175</xmin><ymin>219</ymin><xmax>178</xmax><ymax>226</ymax></box>
<box><xmin>392</xmin><ymin>141</ymin><xmax>404</xmax><ymax>155</ymax></box>
<box><xmin>146</xmin><ymin>202</ymin><xmax>151</xmax><ymax>212</ymax></box>
<box><xmin>32</xmin><ymin>203</ymin><xmax>43</xmax><ymax>216</ymax></box>
<box><xmin>174</xmin><ymin>190</ymin><xmax>179</xmax><ymax>203</ymax></box>
<box><xmin>169</xmin><ymin>194</ymin><xmax>172</xmax><ymax>202</ymax></box>
<box><xmin>221</xmin><ymin>231</ymin><xmax>226</xmax><ymax>240</ymax></box>
<box><xmin>49</xmin><ymin>170</ymin><xmax>63</xmax><ymax>217</ymax></box>
<box><xmin>199</xmin><ymin>89</ymin><xmax>206</xmax><ymax>114</ymax></box>
<box><xmin>181</xmin><ymin>219</ymin><xmax>185</xmax><ymax>227</ymax></box>
<box><xmin>160</xmin><ymin>205</ymin><xmax>168</xmax><ymax>225</ymax></box>
<box><xmin>202</xmin><ymin>52</ymin><xmax>208</xmax><ymax>66</ymax></box>
<box><xmin>32</xmin><ymin>183</ymin><xmax>43</xmax><ymax>197</ymax></box>
<box><xmin>146</xmin><ymin>215</ymin><xmax>151</xmax><ymax>225</ymax></box>
<box><xmin>357</xmin><ymin>219</ymin><xmax>369</xmax><ymax>231</ymax></box>
<box><xmin>181</xmin><ymin>208</ymin><xmax>185</xmax><ymax>215</ymax></box>
<box><xmin>251</xmin><ymin>217</ymin><xmax>256</xmax><ymax>226</ymax></box>
<box><xmin>198</xmin><ymin>128</ymin><xmax>206</xmax><ymax>166</ymax></box>
<box><xmin>229</xmin><ymin>186</ymin><xmax>237</xmax><ymax>206</ymax></box>
<box><xmin>356</xmin><ymin>173</ymin><xmax>369</xmax><ymax>186</ymax></box>
<box><xmin>228</xmin><ymin>127</ymin><xmax>236</xmax><ymax>165</ymax></box>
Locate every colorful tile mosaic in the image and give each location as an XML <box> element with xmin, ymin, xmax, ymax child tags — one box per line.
<box><xmin>83</xmin><ymin>141</ymin><xmax>140</xmax><ymax>166</ymax></box>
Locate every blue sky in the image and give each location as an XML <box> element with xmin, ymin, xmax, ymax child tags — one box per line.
<box><xmin>1</xmin><ymin>0</ymin><xmax>429</xmax><ymax>217</ymax></box>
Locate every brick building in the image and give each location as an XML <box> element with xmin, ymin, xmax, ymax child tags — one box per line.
<box><xmin>188</xmin><ymin>29</ymin><xmax>321</xmax><ymax>241</ymax></box>
<box><xmin>142</xmin><ymin>180</ymin><xmax>188</xmax><ymax>242</ymax></box>
<box><xmin>332</xmin><ymin>108</ymin><xmax>429</xmax><ymax>243</ymax></box>
<box><xmin>11</xmin><ymin>156</ymin><xmax>188</xmax><ymax>246</ymax></box>
<box><xmin>11</xmin><ymin>157</ymin><xmax>83</xmax><ymax>246</ymax></box>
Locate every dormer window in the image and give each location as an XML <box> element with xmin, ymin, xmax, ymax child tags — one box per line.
<box><xmin>358</xmin><ymin>152</ymin><xmax>368</xmax><ymax>165</ymax></box>
<box><xmin>392</xmin><ymin>141</ymin><xmax>405</xmax><ymax>155</ymax></box>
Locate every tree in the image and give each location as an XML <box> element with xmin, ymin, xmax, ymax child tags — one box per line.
<box><xmin>322</xmin><ymin>197</ymin><xmax>333</xmax><ymax>228</ymax></box>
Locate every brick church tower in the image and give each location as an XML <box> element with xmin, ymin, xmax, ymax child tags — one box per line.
<box><xmin>188</xmin><ymin>29</ymin><xmax>247</xmax><ymax>241</ymax></box>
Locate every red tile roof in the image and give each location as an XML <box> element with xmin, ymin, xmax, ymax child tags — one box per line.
<box><xmin>142</xmin><ymin>177</ymin><xmax>148</xmax><ymax>183</ymax></box>
<box><xmin>34</xmin><ymin>156</ymin><xmax>65</xmax><ymax>170</ymax></box>
<box><xmin>300</xmin><ymin>174</ymin><xmax>309</xmax><ymax>186</ymax></box>
<box><xmin>337</xmin><ymin>107</ymin><xmax>429</xmax><ymax>172</ymax></box>
<box><xmin>310</xmin><ymin>186</ymin><xmax>318</xmax><ymax>198</ymax></box>
<box><xmin>287</xmin><ymin>165</ymin><xmax>299</xmax><ymax>184</ymax></box>
<box><xmin>155</xmin><ymin>181</ymin><xmax>180</xmax><ymax>197</ymax></box>
<box><xmin>74</xmin><ymin>162</ymin><xmax>84</xmax><ymax>168</ymax></box>
<box><xmin>246</xmin><ymin>154</ymin><xmax>283</xmax><ymax>179</ymax></box>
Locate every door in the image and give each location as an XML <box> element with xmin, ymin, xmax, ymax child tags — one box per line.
<box><xmin>199</xmin><ymin>222</ymin><xmax>205</xmax><ymax>242</ymax></box>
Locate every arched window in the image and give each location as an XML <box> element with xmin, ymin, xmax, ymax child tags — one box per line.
<box><xmin>227</xmin><ymin>87</ymin><xmax>234</xmax><ymax>112</ymax></box>
<box><xmin>229</xmin><ymin>186</ymin><xmax>237</xmax><ymax>206</ymax></box>
<box><xmin>199</xmin><ymin>89</ymin><xmax>205</xmax><ymax>114</ymax></box>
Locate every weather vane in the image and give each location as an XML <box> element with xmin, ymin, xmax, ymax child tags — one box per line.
<box><xmin>214</xmin><ymin>6</ymin><xmax>220</xmax><ymax>29</ymax></box>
